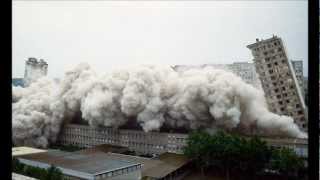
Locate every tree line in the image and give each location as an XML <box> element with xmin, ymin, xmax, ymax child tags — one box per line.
<box><xmin>12</xmin><ymin>158</ymin><xmax>64</xmax><ymax>180</ymax></box>
<box><xmin>183</xmin><ymin>131</ymin><xmax>307</xmax><ymax>180</ymax></box>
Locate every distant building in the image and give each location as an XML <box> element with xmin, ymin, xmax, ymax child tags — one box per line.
<box><xmin>58</xmin><ymin>124</ymin><xmax>188</xmax><ymax>155</ymax></box>
<box><xmin>23</xmin><ymin>58</ymin><xmax>48</xmax><ymax>87</ymax></box>
<box><xmin>12</xmin><ymin>78</ymin><xmax>24</xmax><ymax>87</ymax></box>
<box><xmin>173</xmin><ymin>62</ymin><xmax>262</xmax><ymax>89</ymax></box>
<box><xmin>291</xmin><ymin>60</ymin><xmax>304</xmax><ymax>97</ymax></box>
<box><xmin>247</xmin><ymin>35</ymin><xmax>307</xmax><ymax>132</ymax></box>
<box><xmin>57</xmin><ymin>124</ymin><xmax>308</xmax><ymax>158</ymax></box>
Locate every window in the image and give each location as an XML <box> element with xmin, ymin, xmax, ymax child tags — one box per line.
<box><xmin>296</xmin><ymin>104</ymin><xmax>300</xmax><ymax>108</ymax></box>
<box><xmin>274</xmin><ymin>62</ymin><xmax>278</xmax><ymax>66</ymax></box>
<box><xmin>298</xmin><ymin>111</ymin><xmax>303</xmax><ymax>115</ymax></box>
<box><xmin>265</xmin><ymin>57</ymin><xmax>270</xmax><ymax>62</ymax></box>
<box><xmin>264</xmin><ymin>51</ymin><xmax>268</xmax><ymax>56</ymax></box>
<box><xmin>277</xmin><ymin>95</ymin><xmax>281</xmax><ymax>99</ymax></box>
<box><xmin>271</xmin><ymin>76</ymin><xmax>276</xmax><ymax>80</ymax></box>
<box><xmin>283</xmin><ymin>93</ymin><xmax>287</xmax><ymax>97</ymax></box>
<box><xmin>267</xmin><ymin>64</ymin><xmax>271</xmax><ymax>68</ymax></box>
<box><xmin>269</xmin><ymin>70</ymin><xmax>274</xmax><ymax>74</ymax></box>
<box><xmin>274</xmin><ymin>89</ymin><xmax>279</xmax><ymax>93</ymax></box>
<box><xmin>273</xmin><ymin>82</ymin><xmax>277</xmax><ymax>86</ymax></box>
<box><xmin>278</xmin><ymin>47</ymin><xmax>282</xmax><ymax>52</ymax></box>
<box><xmin>280</xmin><ymin>107</ymin><xmax>285</xmax><ymax>111</ymax></box>
<box><xmin>286</xmin><ymin>100</ymin><xmax>290</xmax><ymax>103</ymax></box>
<box><xmin>282</xmin><ymin>87</ymin><xmax>286</xmax><ymax>90</ymax></box>
<box><xmin>279</xmin><ymin>101</ymin><xmax>283</xmax><ymax>105</ymax></box>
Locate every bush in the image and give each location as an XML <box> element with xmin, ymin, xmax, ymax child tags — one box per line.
<box><xmin>12</xmin><ymin>158</ymin><xmax>64</xmax><ymax>180</ymax></box>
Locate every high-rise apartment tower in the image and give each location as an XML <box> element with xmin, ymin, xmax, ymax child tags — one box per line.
<box><xmin>23</xmin><ymin>58</ymin><xmax>48</xmax><ymax>87</ymax></box>
<box><xmin>247</xmin><ymin>35</ymin><xmax>307</xmax><ymax>132</ymax></box>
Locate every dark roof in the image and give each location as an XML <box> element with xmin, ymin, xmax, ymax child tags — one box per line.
<box><xmin>89</xmin><ymin>152</ymin><xmax>190</xmax><ymax>179</ymax></box>
<box><xmin>19</xmin><ymin>150</ymin><xmax>140</xmax><ymax>175</ymax></box>
<box><xmin>76</xmin><ymin>144</ymin><xmax>129</xmax><ymax>154</ymax></box>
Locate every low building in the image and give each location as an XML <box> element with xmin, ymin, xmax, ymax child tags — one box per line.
<box><xmin>58</xmin><ymin>124</ymin><xmax>188</xmax><ymax>155</ymax></box>
<box><xmin>17</xmin><ymin>150</ymin><xmax>142</xmax><ymax>180</ymax></box>
<box><xmin>12</xmin><ymin>147</ymin><xmax>47</xmax><ymax>157</ymax></box>
<box><xmin>57</xmin><ymin>124</ymin><xmax>308</xmax><ymax>158</ymax></box>
<box><xmin>75</xmin><ymin>148</ymin><xmax>191</xmax><ymax>180</ymax></box>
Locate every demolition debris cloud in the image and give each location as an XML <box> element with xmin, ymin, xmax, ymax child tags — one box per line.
<box><xmin>12</xmin><ymin>63</ymin><xmax>307</xmax><ymax>147</ymax></box>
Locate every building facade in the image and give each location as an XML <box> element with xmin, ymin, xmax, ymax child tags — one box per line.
<box><xmin>291</xmin><ymin>60</ymin><xmax>304</xmax><ymax>97</ymax></box>
<box><xmin>173</xmin><ymin>62</ymin><xmax>262</xmax><ymax>89</ymax></box>
<box><xmin>58</xmin><ymin>124</ymin><xmax>188</xmax><ymax>155</ymax></box>
<box><xmin>23</xmin><ymin>58</ymin><xmax>48</xmax><ymax>87</ymax></box>
<box><xmin>57</xmin><ymin>124</ymin><xmax>308</xmax><ymax>158</ymax></box>
<box><xmin>247</xmin><ymin>36</ymin><xmax>307</xmax><ymax>132</ymax></box>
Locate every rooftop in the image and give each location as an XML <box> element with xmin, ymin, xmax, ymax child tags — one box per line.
<box><xmin>12</xmin><ymin>173</ymin><xmax>38</xmax><ymax>180</ymax></box>
<box><xmin>18</xmin><ymin>150</ymin><xmax>140</xmax><ymax>176</ymax></box>
<box><xmin>12</xmin><ymin>147</ymin><xmax>47</xmax><ymax>157</ymax></box>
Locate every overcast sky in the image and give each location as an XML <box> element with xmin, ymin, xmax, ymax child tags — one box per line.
<box><xmin>12</xmin><ymin>1</ymin><xmax>308</xmax><ymax>78</ymax></box>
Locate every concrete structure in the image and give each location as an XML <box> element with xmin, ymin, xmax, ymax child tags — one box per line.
<box><xmin>291</xmin><ymin>60</ymin><xmax>304</xmax><ymax>97</ymax></box>
<box><xmin>57</xmin><ymin>124</ymin><xmax>308</xmax><ymax>158</ymax></box>
<box><xmin>173</xmin><ymin>62</ymin><xmax>262</xmax><ymax>89</ymax></box>
<box><xmin>18</xmin><ymin>150</ymin><xmax>142</xmax><ymax>180</ymax></box>
<box><xmin>58</xmin><ymin>124</ymin><xmax>188</xmax><ymax>155</ymax></box>
<box><xmin>23</xmin><ymin>58</ymin><xmax>48</xmax><ymax>87</ymax></box>
<box><xmin>247</xmin><ymin>35</ymin><xmax>307</xmax><ymax>132</ymax></box>
<box><xmin>12</xmin><ymin>147</ymin><xmax>47</xmax><ymax>157</ymax></box>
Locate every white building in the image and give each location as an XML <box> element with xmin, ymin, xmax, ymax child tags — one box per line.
<box><xmin>23</xmin><ymin>58</ymin><xmax>48</xmax><ymax>87</ymax></box>
<box><xmin>247</xmin><ymin>35</ymin><xmax>307</xmax><ymax>132</ymax></box>
<box><xmin>173</xmin><ymin>62</ymin><xmax>262</xmax><ymax>89</ymax></box>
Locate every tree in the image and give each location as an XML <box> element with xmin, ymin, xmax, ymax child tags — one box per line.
<box><xmin>184</xmin><ymin>131</ymin><xmax>273</xmax><ymax>180</ymax></box>
<box><xmin>270</xmin><ymin>147</ymin><xmax>304</xmax><ymax>180</ymax></box>
<box><xmin>237</xmin><ymin>136</ymin><xmax>272</xmax><ymax>179</ymax></box>
<box><xmin>46</xmin><ymin>165</ymin><xmax>64</xmax><ymax>180</ymax></box>
<box><xmin>184</xmin><ymin>130</ymin><xmax>212</xmax><ymax>177</ymax></box>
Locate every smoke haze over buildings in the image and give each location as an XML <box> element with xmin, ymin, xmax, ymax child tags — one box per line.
<box><xmin>12</xmin><ymin>63</ymin><xmax>307</xmax><ymax>148</ymax></box>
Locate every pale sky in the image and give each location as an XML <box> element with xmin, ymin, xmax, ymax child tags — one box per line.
<box><xmin>12</xmin><ymin>1</ymin><xmax>308</xmax><ymax>78</ymax></box>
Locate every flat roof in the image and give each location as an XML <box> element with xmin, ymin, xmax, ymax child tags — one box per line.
<box><xmin>12</xmin><ymin>147</ymin><xmax>47</xmax><ymax>157</ymax></box>
<box><xmin>12</xmin><ymin>173</ymin><xmax>38</xmax><ymax>180</ymax></box>
<box><xmin>89</xmin><ymin>152</ymin><xmax>190</xmax><ymax>179</ymax></box>
<box><xmin>18</xmin><ymin>150</ymin><xmax>141</xmax><ymax>176</ymax></box>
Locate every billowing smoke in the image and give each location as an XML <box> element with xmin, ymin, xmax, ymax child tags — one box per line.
<box><xmin>12</xmin><ymin>63</ymin><xmax>307</xmax><ymax>148</ymax></box>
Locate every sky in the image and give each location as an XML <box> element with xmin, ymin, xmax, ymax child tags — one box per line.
<box><xmin>12</xmin><ymin>1</ymin><xmax>308</xmax><ymax>78</ymax></box>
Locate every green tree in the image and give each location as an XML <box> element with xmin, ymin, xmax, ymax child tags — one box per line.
<box><xmin>46</xmin><ymin>165</ymin><xmax>64</xmax><ymax>180</ymax></box>
<box><xmin>270</xmin><ymin>147</ymin><xmax>304</xmax><ymax>180</ymax></box>
<box><xmin>184</xmin><ymin>130</ymin><xmax>214</xmax><ymax>177</ymax></box>
<box><xmin>237</xmin><ymin>136</ymin><xmax>272</xmax><ymax>179</ymax></box>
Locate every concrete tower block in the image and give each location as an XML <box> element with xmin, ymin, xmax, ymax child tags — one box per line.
<box><xmin>23</xmin><ymin>58</ymin><xmax>48</xmax><ymax>87</ymax></box>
